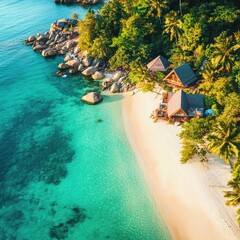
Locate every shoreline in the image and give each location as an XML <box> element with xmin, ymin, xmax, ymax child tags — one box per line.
<box><xmin>122</xmin><ymin>91</ymin><xmax>240</xmax><ymax>240</ymax></box>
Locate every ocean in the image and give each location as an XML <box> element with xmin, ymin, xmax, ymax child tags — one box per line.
<box><xmin>0</xmin><ymin>0</ymin><xmax>171</xmax><ymax>239</ymax></box>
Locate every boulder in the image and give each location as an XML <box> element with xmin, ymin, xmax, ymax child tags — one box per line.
<box><xmin>66</xmin><ymin>59</ymin><xmax>80</xmax><ymax>69</ymax></box>
<box><xmin>92</xmin><ymin>71</ymin><xmax>105</xmax><ymax>80</ymax></box>
<box><xmin>37</xmin><ymin>34</ymin><xmax>48</xmax><ymax>42</ymax></box>
<box><xmin>57</xmin><ymin>19</ymin><xmax>68</xmax><ymax>28</ymax></box>
<box><xmin>64</xmin><ymin>55</ymin><xmax>72</xmax><ymax>62</ymax></box>
<box><xmin>28</xmin><ymin>35</ymin><xmax>36</xmax><ymax>42</ymax></box>
<box><xmin>81</xmin><ymin>92</ymin><xmax>103</xmax><ymax>105</ymax></box>
<box><xmin>42</xmin><ymin>49</ymin><xmax>57</xmax><ymax>57</ymax></box>
<box><xmin>66</xmin><ymin>40</ymin><xmax>77</xmax><ymax>50</ymax></box>
<box><xmin>82</xmin><ymin>56</ymin><xmax>93</xmax><ymax>67</ymax></box>
<box><xmin>69</xmin><ymin>69</ymin><xmax>77</xmax><ymax>74</ymax></box>
<box><xmin>112</xmin><ymin>71</ymin><xmax>125</xmax><ymax>81</ymax></box>
<box><xmin>58</xmin><ymin>63</ymin><xmax>69</xmax><ymax>70</ymax></box>
<box><xmin>73</xmin><ymin>46</ymin><xmax>80</xmax><ymax>55</ymax></box>
<box><xmin>102</xmin><ymin>78</ymin><xmax>113</xmax><ymax>90</ymax></box>
<box><xmin>82</xmin><ymin>66</ymin><xmax>97</xmax><ymax>76</ymax></box>
<box><xmin>78</xmin><ymin>64</ymin><xmax>85</xmax><ymax>72</ymax></box>
<box><xmin>33</xmin><ymin>45</ymin><xmax>47</xmax><ymax>51</ymax></box>
<box><xmin>91</xmin><ymin>58</ymin><xmax>104</xmax><ymax>67</ymax></box>
<box><xmin>110</xmin><ymin>82</ymin><xmax>119</xmax><ymax>93</ymax></box>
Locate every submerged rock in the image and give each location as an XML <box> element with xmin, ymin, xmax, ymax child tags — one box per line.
<box><xmin>82</xmin><ymin>92</ymin><xmax>103</xmax><ymax>104</ymax></box>
<box><xmin>58</xmin><ymin>63</ymin><xmax>69</xmax><ymax>70</ymax></box>
<box><xmin>33</xmin><ymin>45</ymin><xmax>47</xmax><ymax>51</ymax></box>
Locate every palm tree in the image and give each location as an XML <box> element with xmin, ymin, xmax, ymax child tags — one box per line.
<box><xmin>149</xmin><ymin>0</ymin><xmax>169</xmax><ymax>22</ymax></box>
<box><xmin>208</xmin><ymin>120</ymin><xmax>240</xmax><ymax>168</ymax></box>
<box><xmin>163</xmin><ymin>11</ymin><xmax>183</xmax><ymax>43</ymax></box>
<box><xmin>224</xmin><ymin>177</ymin><xmax>240</xmax><ymax>206</ymax></box>
<box><xmin>211</xmin><ymin>34</ymin><xmax>240</xmax><ymax>72</ymax></box>
<box><xmin>201</xmin><ymin>62</ymin><xmax>218</xmax><ymax>83</ymax></box>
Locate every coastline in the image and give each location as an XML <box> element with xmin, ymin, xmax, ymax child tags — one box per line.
<box><xmin>122</xmin><ymin>91</ymin><xmax>240</xmax><ymax>240</ymax></box>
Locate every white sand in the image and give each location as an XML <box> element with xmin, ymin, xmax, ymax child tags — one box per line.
<box><xmin>122</xmin><ymin>91</ymin><xmax>240</xmax><ymax>240</ymax></box>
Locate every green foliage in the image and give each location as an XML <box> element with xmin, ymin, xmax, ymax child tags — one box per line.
<box><xmin>224</xmin><ymin>164</ymin><xmax>240</xmax><ymax>206</ymax></box>
<box><xmin>207</xmin><ymin>120</ymin><xmax>240</xmax><ymax>167</ymax></box>
<box><xmin>179</xmin><ymin>118</ymin><xmax>213</xmax><ymax>163</ymax></box>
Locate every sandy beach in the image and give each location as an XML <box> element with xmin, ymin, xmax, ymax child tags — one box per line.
<box><xmin>122</xmin><ymin>91</ymin><xmax>240</xmax><ymax>240</ymax></box>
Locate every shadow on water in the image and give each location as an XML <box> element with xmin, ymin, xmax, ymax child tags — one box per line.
<box><xmin>0</xmin><ymin>98</ymin><xmax>75</xmax><ymax>207</ymax></box>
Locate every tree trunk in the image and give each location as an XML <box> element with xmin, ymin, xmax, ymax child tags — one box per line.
<box><xmin>179</xmin><ymin>0</ymin><xmax>182</xmax><ymax>16</ymax></box>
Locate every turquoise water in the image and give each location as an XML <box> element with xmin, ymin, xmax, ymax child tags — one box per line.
<box><xmin>0</xmin><ymin>0</ymin><xmax>171</xmax><ymax>239</ymax></box>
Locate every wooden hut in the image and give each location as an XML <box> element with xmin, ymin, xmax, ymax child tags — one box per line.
<box><xmin>147</xmin><ymin>55</ymin><xmax>170</xmax><ymax>72</ymax></box>
<box><xmin>163</xmin><ymin>63</ymin><xmax>197</xmax><ymax>88</ymax></box>
<box><xmin>167</xmin><ymin>90</ymin><xmax>204</xmax><ymax>121</ymax></box>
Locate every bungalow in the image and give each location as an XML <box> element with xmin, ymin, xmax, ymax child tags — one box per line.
<box><xmin>156</xmin><ymin>90</ymin><xmax>204</xmax><ymax>122</ymax></box>
<box><xmin>147</xmin><ymin>55</ymin><xmax>170</xmax><ymax>72</ymax></box>
<box><xmin>163</xmin><ymin>63</ymin><xmax>197</xmax><ymax>88</ymax></box>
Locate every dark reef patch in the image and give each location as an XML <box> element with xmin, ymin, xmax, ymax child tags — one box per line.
<box><xmin>0</xmin><ymin>99</ymin><xmax>75</xmax><ymax>207</ymax></box>
<box><xmin>49</xmin><ymin>207</ymin><xmax>86</xmax><ymax>239</ymax></box>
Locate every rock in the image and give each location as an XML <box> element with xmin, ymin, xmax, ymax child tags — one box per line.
<box><xmin>58</xmin><ymin>63</ymin><xmax>69</xmax><ymax>70</ymax></box>
<box><xmin>28</xmin><ymin>35</ymin><xmax>36</xmax><ymax>42</ymax></box>
<box><xmin>57</xmin><ymin>19</ymin><xmax>68</xmax><ymax>28</ymax></box>
<box><xmin>66</xmin><ymin>40</ymin><xmax>77</xmax><ymax>50</ymax></box>
<box><xmin>82</xmin><ymin>92</ymin><xmax>103</xmax><ymax>105</ymax></box>
<box><xmin>64</xmin><ymin>55</ymin><xmax>72</xmax><ymax>62</ymax></box>
<box><xmin>42</xmin><ymin>48</ymin><xmax>57</xmax><ymax>57</ymax></box>
<box><xmin>82</xmin><ymin>56</ymin><xmax>93</xmax><ymax>67</ymax></box>
<box><xmin>110</xmin><ymin>82</ymin><xmax>119</xmax><ymax>93</ymax></box>
<box><xmin>92</xmin><ymin>71</ymin><xmax>105</xmax><ymax>80</ymax></box>
<box><xmin>66</xmin><ymin>59</ymin><xmax>80</xmax><ymax>69</ymax></box>
<box><xmin>33</xmin><ymin>45</ymin><xmax>47</xmax><ymax>51</ymax></box>
<box><xmin>91</xmin><ymin>58</ymin><xmax>104</xmax><ymax>67</ymax></box>
<box><xmin>37</xmin><ymin>34</ymin><xmax>48</xmax><ymax>42</ymax></box>
<box><xmin>69</xmin><ymin>69</ymin><xmax>77</xmax><ymax>74</ymax></box>
<box><xmin>102</xmin><ymin>78</ymin><xmax>113</xmax><ymax>89</ymax></box>
<box><xmin>49</xmin><ymin>31</ymin><xmax>57</xmax><ymax>40</ymax></box>
<box><xmin>82</xmin><ymin>66</ymin><xmax>97</xmax><ymax>76</ymax></box>
<box><xmin>73</xmin><ymin>46</ymin><xmax>80</xmax><ymax>55</ymax></box>
<box><xmin>78</xmin><ymin>64</ymin><xmax>85</xmax><ymax>72</ymax></box>
<box><xmin>112</xmin><ymin>71</ymin><xmax>125</xmax><ymax>81</ymax></box>
<box><xmin>56</xmin><ymin>71</ymin><xmax>66</xmax><ymax>77</ymax></box>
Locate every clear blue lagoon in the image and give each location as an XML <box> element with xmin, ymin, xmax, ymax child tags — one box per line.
<box><xmin>0</xmin><ymin>0</ymin><xmax>171</xmax><ymax>239</ymax></box>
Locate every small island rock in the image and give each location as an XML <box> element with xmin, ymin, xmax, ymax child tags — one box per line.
<box><xmin>82</xmin><ymin>92</ymin><xmax>103</xmax><ymax>105</ymax></box>
<box><xmin>110</xmin><ymin>82</ymin><xmax>119</xmax><ymax>93</ymax></box>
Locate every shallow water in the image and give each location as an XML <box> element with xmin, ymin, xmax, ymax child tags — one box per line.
<box><xmin>0</xmin><ymin>0</ymin><xmax>171</xmax><ymax>239</ymax></box>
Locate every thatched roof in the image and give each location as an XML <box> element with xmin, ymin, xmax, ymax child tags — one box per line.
<box><xmin>147</xmin><ymin>55</ymin><xmax>170</xmax><ymax>72</ymax></box>
<box><xmin>167</xmin><ymin>90</ymin><xmax>204</xmax><ymax>117</ymax></box>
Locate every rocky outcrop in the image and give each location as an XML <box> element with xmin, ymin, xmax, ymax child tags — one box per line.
<box><xmin>92</xmin><ymin>71</ymin><xmax>105</xmax><ymax>80</ymax></box>
<box><xmin>82</xmin><ymin>66</ymin><xmax>97</xmax><ymax>76</ymax></box>
<box><xmin>55</xmin><ymin>0</ymin><xmax>103</xmax><ymax>5</ymax></box>
<box><xmin>81</xmin><ymin>92</ymin><xmax>103</xmax><ymax>104</ymax></box>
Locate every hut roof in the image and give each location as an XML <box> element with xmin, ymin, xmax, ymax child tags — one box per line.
<box><xmin>173</xmin><ymin>63</ymin><xmax>197</xmax><ymax>87</ymax></box>
<box><xmin>147</xmin><ymin>55</ymin><xmax>170</xmax><ymax>72</ymax></box>
<box><xmin>167</xmin><ymin>90</ymin><xmax>204</xmax><ymax>117</ymax></box>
